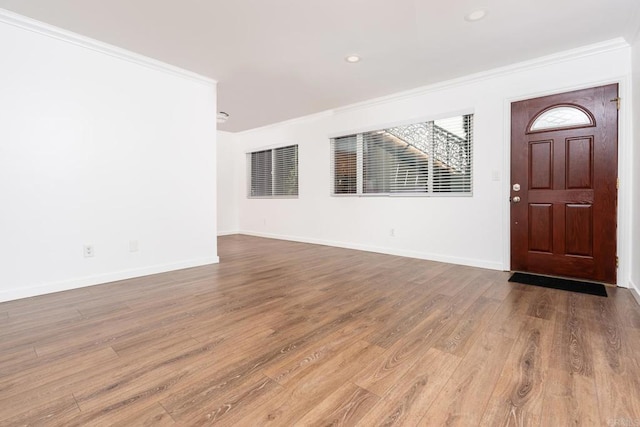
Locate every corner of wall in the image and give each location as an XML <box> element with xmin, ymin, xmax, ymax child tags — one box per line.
<box><xmin>217</xmin><ymin>131</ymin><xmax>240</xmax><ymax>234</ymax></box>
<box><xmin>630</xmin><ymin>281</ymin><xmax>640</xmax><ymax>307</ymax></box>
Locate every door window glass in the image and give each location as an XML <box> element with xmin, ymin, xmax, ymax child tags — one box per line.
<box><xmin>529</xmin><ymin>105</ymin><xmax>593</xmax><ymax>132</ymax></box>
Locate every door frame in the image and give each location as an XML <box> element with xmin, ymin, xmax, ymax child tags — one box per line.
<box><xmin>502</xmin><ymin>77</ymin><xmax>633</xmax><ymax>288</ymax></box>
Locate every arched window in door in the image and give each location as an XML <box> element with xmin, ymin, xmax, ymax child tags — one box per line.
<box><xmin>527</xmin><ymin>104</ymin><xmax>594</xmax><ymax>133</ymax></box>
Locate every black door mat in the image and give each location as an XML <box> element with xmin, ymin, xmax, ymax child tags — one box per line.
<box><xmin>508</xmin><ymin>272</ymin><xmax>608</xmax><ymax>297</ymax></box>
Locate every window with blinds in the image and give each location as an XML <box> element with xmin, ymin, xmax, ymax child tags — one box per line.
<box><xmin>247</xmin><ymin>145</ymin><xmax>298</xmax><ymax>198</ymax></box>
<box><xmin>330</xmin><ymin>114</ymin><xmax>473</xmax><ymax>196</ymax></box>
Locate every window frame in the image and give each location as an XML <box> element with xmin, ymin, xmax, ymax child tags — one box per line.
<box><xmin>247</xmin><ymin>144</ymin><xmax>299</xmax><ymax>199</ymax></box>
<box><xmin>329</xmin><ymin>113</ymin><xmax>474</xmax><ymax>197</ymax></box>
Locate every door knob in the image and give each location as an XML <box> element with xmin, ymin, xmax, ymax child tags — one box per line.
<box><xmin>512</xmin><ymin>196</ymin><xmax>521</xmax><ymax>203</ymax></box>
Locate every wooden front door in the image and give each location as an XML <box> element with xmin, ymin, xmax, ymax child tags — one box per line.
<box><xmin>510</xmin><ymin>84</ymin><xmax>618</xmax><ymax>284</ymax></box>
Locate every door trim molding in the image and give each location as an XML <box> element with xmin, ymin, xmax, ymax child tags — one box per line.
<box><xmin>502</xmin><ymin>77</ymin><xmax>632</xmax><ymax>288</ymax></box>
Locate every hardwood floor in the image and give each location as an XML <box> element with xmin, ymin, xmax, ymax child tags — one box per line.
<box><xmin>1</xmin><ymin>235</ymin><xmax>639</xmax><ymax>426</ymax></box>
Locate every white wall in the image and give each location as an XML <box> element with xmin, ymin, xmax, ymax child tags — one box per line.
<box><xmin>631</xmin><ymin>37</ymin><xmax>640</xmax><ymax>298</ymax></box>
<box><xmin>0</xmin><ymin>14</ymin><xmax>218</xmax><ymax>302</ymax></box>
<box><xmin>217</xmin><ymin>131</ymin><xmax>239</xmax><ymax>234</ymax></box>
<box><xmin>226</xmin><ymin>40</ymin><xmax>634</xmax><ymax>281</ymax></box>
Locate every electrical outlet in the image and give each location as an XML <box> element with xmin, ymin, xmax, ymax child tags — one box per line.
<box><xmin>129</xmin><ymin>240</ymin><xmax>139</xmax><ymax>252</ymax></box>
<box><xmin>83</xmin><ymin>245</ymin><xmax>94</xmax><ymax>258</ymax></box>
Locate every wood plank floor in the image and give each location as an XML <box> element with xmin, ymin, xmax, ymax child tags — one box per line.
<box><xmin>1</xmin><ymin>235</ymin><xmax>639</xmax><ymax>426</ymax></box>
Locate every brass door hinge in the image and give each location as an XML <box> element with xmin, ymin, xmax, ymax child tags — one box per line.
<box><xmin>611</xmin><ymin>97</ymin><xmax>621</xmax><ymax>110</ymax></box>
<box><xmin>616</xmin><ymin>256</ymin><xmax>619</xmax><ymax>268</ymax></box>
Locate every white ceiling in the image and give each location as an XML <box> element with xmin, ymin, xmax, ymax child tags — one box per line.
<box><xmin>0</xmin><ymin>0</ymin><xmax>638</xmax><ymax>132</ymax></box>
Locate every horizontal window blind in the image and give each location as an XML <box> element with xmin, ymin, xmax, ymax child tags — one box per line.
<box><xmin>248</xmin><ymin>144</ymin><xmax>298</xmax><ymax>198</ymax></box>
<box><xmin>331</xmin><ymin>135</ymin><xmax>358</xmax><ymax>194</ymax></box>
<box><xmin>331</xmin><ymin>114</ymin><xmax>473</xmax><ymax>196</ymax></box>
<box><xmin>250</xmin><ymin>149</ymin><xmax>272</xmax><ymax>197</ymax></box>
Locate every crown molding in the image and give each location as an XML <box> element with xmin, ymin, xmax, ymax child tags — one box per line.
<box><xmin>234</xmin><ymin>38</ymin><xmax>630</xmax><ymax>134</ymax></box>
<box><xmin>333</xmin><ymin>38</ymin><xmax>630</xmax><ymax>115</ymax></box>
<box><xmin>0</xmin><ymin>8</ymin><xmax>216</xmax><ymax>86</ymax></box>
<box><xmin>236</xmin><ymin>110</ymin><xmax>334</xmax><ymax>136</ymax></box>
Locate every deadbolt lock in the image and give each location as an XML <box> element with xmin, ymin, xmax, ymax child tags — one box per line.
<box><xmin>512</xmin><ymin>183</ymin><xmax>521</xmax><ymax>191</ymax></box>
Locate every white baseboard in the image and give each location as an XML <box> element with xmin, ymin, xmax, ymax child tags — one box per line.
<box><xmin>217</xmin><ymin>230</ymin><xmax>239</xmax><ymax>236</ymax></box>
<box><xmin>0</xmin><ymin>256</ymin><xmax>220</xmax><ymax>303</ymax></box>
<box><xmin>630</xmin><ymin>281</ymin><xmax>640</xmax><ymax>307</ymax></box>
<box><xmin>238</xmin><ymin>230</ymin><xmax>503</xmax><ymax>271</ymax></box>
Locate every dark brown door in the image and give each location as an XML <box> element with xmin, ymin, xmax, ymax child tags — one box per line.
<box><xmin>510</xmin><ymin>84</ymin><xmax>618</xmax><ymax>283</ymax></box>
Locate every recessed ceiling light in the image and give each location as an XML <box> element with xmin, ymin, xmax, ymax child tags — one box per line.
<box><xmin>345</xmin><ymin>55</ymin><xmax>361</xmax><ymax>63</ymax></box>
<box><xmin>465</xmin><ymin>9</ymin><xmax>487</xmax><ymax>22</ymax></box>
<box><xmin>217</xmin><ymin>111</ymin><xmax>229</xmax><ymax>124</ymax></box>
